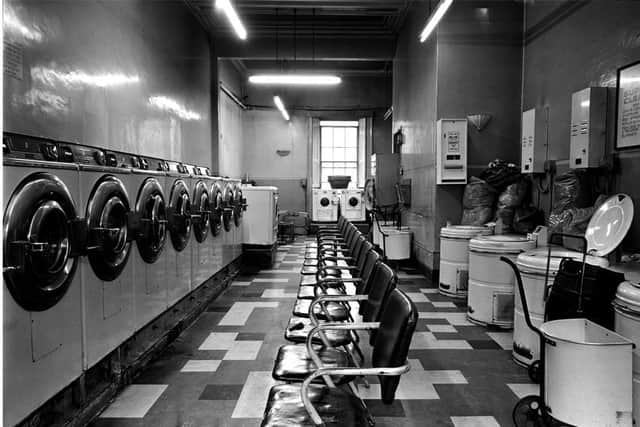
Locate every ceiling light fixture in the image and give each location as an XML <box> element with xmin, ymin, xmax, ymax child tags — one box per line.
<box><xmin>419</xmin><ymin>0</ymin><xmax>453</xmax><ymax>43</ymax></box>
<box><xmin>273</xmin><ymin>96</ymin><xmax>290</xmax><ymax>121</ymax></box>
<box><xmin>215</xmin><ymin>0</ymin><xmax>247</xmax><ymax>40</ymax></box>
<box><xmin>249</xmin><ymin>74</ymin><xmax>341</xmax><ymax>86</ymax></box>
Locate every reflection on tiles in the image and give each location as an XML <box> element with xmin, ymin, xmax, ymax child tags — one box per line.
<box><xmin>261</xmin><ymin>289</ymin><xmax>298</xmax><ymax>298</ymax></box>
<box><xmin>232</xmin><ymin>371</ymin><xmax>280</xmax><ymax>419</ymax></box>
<box><xmin>507</xmin><ymin>383</ymin><xmax>539</xmax><ymax>399</ymax></box>
<box><xmin>451</xmin><ymin>416</ymin><xmax>501</xmax><ymax>427</ymax></box>
<box><xmin>252</xmin><ymin>278</ymin><xmax>289</xmax><ymax>283</ymax></box>
<box><xmin>486</xmin><ymin>332</ymin><xmax>513</xmax><ymax>350</ymax></box>
<box><xmin>419</xmin><ymin>312</ymin><xmax>474</xmax><ymax>326</ymax></box>
<box><xmin>223</xmin><ymin>341</ymin><xmax>262</xmax><ymax>360</ymax></box>
<box><xmin>219</xmin><ymin>302</ymin><xmax>279</xmax><ymax>326</ymax></box>
<box><xmin>199</xmin><ymin>332</ymin><xmax>238</xmax><ymax>350</ymax></box>
<box><xmin>180</xmin><ymin>360</ymin><xmax>222</xmax><ymax>372</ymax></box>
<box><xmin>406</xmin><ymin>292</ymin><xmax>430</xmax><ymax>303</ymax></box>
<box><xmin>99</xmin><ymin>384</ymin><xmax>168</xmax><ymax>418</ymax></box>
<box><xmin>427</xmin><ymin>324</ymin><xmax>457</xmax><ymax>333</ymax></box>
<box><xmin>432</xmin><ymin>302</ymin><xmax>457</xmax><ymax>308</ymax></box>
<box><xmin>410</xmin><ymin>331</ymin><xmax>472</xmax><ymax>350</ymax></box>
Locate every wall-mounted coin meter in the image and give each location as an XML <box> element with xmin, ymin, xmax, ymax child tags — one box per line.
<box><xmin>570</xmin><ymin>87</ymin><xmax>607</xmax><ymax>169</ymax></box>
<box><xmin>436</xmin><ymin>119</ymin><xmax>468</xmax><ymax>185</ymax></box>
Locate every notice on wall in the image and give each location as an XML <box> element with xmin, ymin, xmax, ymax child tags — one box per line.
<box><xmin>3</xmin><ymin>40</ymin><xmax>24</xmax><ymax>80</ymax></box>
<box><xmin>617</xmin><ymin>62</ymin><xmax>640</xmax><ymax>149</ymax></box>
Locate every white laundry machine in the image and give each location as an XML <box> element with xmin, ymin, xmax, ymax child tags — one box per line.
<box><xmin>2</xmin><ymin>133</ymin><xmax>83</xmax><ymax>426</ymax></box>
<box><xmin>231</xmin><ymin>179</ymin><xmax>245</xmax><ymax>260</ymax></box>
<box><xmin>130</xmin><ymin>155</ymin><xmax>169</xmax><ymax>330</ymax></box>
<box><xmin>220</xmin><ymin>178</ymin><xmax>236</xmax><ymax>267</ymax></box>
<box><xmin>312</xmin><ymin>189</ymin><xmax>340</xmax><ymax>222</ymax></box>
<box><xmin>166</xmin><ymin>161</ymin><xmax>193</xmax><ymax>306</ymax></box>
<box><xmin>190</xmin><ymin>165</ymin><xmax>212</xmax><ymax>289</ymax></box>
<box><xmin>341</xmin><ymin>189</ymin><xmax>366</xmax><ymax>221</ymax></box>
<box><xmin>241</xmin><ymin>186</ymin><xmax>279</xmax><ymax>245</ymax></box>
<box><xmin>209</xmin><ymin>177</ymin><xmax>225</xmax><ymax>274</ymax></box>
<box><xmin>74</xmin><ymin>144</ymin><xmax>135</xmax><ymax>369</ymax></box>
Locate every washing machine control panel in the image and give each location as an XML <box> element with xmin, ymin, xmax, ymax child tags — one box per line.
<box><xmin>2</xmin><ymin>133</ymin><xmax>77</xmax><ymax>163</ymax></box>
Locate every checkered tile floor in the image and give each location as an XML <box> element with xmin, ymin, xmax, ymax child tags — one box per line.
<box><xmin>91</xmin><ymin>238</ymin><xmax>534</xmax><ymax>427</ymax></box>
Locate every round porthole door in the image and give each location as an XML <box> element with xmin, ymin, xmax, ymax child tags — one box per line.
<box><xmin>210</xmin><ymin>183</ymin><xmax>223</xmax><ymax>237</ymax></box>
<box><xmin>233</xmin><ymin>186</ymin><xmax>244</xmax><ymax>227</ymax></box>
<box><xmin>320</xmin><ymin>197</ymin><xmax>330</xmax><ymax>207</ymax></box>
<box><xmin>168</xmin><ymin>179</ymin><xmax>192</xmax><ymax>251</ymax></box>
<box><xmin>349</xmin><ymin>196</ymin><xmax>360</xmax><ymax>207</ymax></box>
<box><xmin>136</xmin><ymin>178</ymin><xmax>167</xmax><ymax>264</ymax></box>
<box><xmin>192</xmin><ymin>180</ymin><xmax>210</xmax><ymax>243</ymax></box>
<box><xmin>3</xmin><ymin>172</ymin><xmax>80</xmax><ymax>311</ymax></box>
<box><xmin>86</xmin><ymin>175</ymin><xmax>131</xmax><ymax>281</ymax></box>
<box><xmin>222</xmin><ymin>184</ymin><xmax>234</xmax><ymax>232</ymax></box>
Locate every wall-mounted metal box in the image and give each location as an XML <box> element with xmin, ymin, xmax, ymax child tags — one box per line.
<box><xmin>570</xmin><ymin>87</ymin><xmax>607</xmax><ymax>169</ymax></box>
<box><xmin>521</xmin><ymin>108</ymin><xmax>546</xmax><ymax>174</ymax></box>
<box><xmin>436</xmin><ymin>119</ymin><xmax>468</xmax><ymax>185</ymax></box>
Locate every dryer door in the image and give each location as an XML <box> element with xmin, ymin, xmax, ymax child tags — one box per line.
<box><xmin>3</xmin><ymin>172</ymin><xmax>81</xmax><ymax>311</ymax></box>
<box><xmin>136</xmin><ymin>178</ymin><xmax>167</xmax><ymax>263</ymax></box>
<box><xmin>86</xmin><ymin>175</ymin><xmax>132</xmax><ymax>281</ymax></box>
<box><xmin>192</xmin><ymin>180</ymin><xmax>210</xmax><ymax>243</ymax></box>
<box><xmin>222</xmin><ymin>185</ymin><xmax>235</xmax><ymax>232</ymax></box>
<box><xmin>233</xmin><ymin>186</ymin><xmax>245</xmax><ymax>227</ymax></box>
<box><xmin>168</xmin><ymin>179</ymin><xmax>192</xmax><ymax>251</ymax></box>
<box><xmin>210</xmin><ymin>183</ymin><xmax>223</xmax><ymax>237</ymax></box>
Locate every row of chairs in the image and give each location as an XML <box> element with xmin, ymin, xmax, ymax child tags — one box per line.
<box><xmin>260</xmin><ymin>217</ymin><xmax>419</xmax><ymax>426</ymax></box>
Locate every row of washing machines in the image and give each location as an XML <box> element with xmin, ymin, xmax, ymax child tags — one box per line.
<box><xmin>2</xmin><ymin>132</ymin><xmax>246</xmax><ymax>426</ymax></box>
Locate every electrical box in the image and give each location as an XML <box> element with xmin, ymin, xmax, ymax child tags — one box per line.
<box><xmin>570</xmin><ymin>87</ymin><xmax>607</xmax><ymax>169</ymax></box>
<box><xmin>521</xmin><ymin>108</ymin><xmax>546</xmax><ymax>174</ymax></box>
<box><xmin>370</xmin><ymin>153</ymin><xmax>400</xmax><ymax>206</ymax></box>
<box><xmin>436</xmin><ymin>119</ymin><xmax>468</xmax><ymax>185</ymax></box>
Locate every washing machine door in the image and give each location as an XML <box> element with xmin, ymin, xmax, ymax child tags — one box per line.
<box><xmin>3</xmin><ymin>172</ymin><xmax>82</xmax><ymax>311</ymax></box>
<box><xmin>192</xmin><ymin>180</ymin><xmax>210</xmax><ymax>243</ymax></box>
<box><xmin>210</xmin><ymin>183</ymin><xmax>223</xmax><ymax>237</ymax></box>
<box><xmin>320</xmin><ymin>195</ymin><xmax>332</xmax><ymax>207</ymax></box>
<box><xmin>168</xmin><ymin>179</ymin><xmax>192</xmax><ymax>251</ymax></box>
<box><xmin>233</xmin><ymin>186</ymin><xmax>244</xmax><ymax>227</ymax></box>
<box><xmin>86</xmin><ymin>175</ymin><xmax>132</xmax><ymax>281</ymax></box>
<box><xmin>136</xmin><ymin>178</ymin><xmax>167</xmax><ymax>263</ymax></box>
<box><xmin>348</xmin><ymin>194</ymin><xmax>361</xmax><ymax>208</ymax></box>
<box><xmin>222</xmin><ymin>185</ymin><xmax>235</xmax><ymax>232</ymax></box>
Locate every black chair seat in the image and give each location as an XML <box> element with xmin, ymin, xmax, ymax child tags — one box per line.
<box><xmin>301</xmin><ymin>266</ymin><xmax>342</xmax><ymax>276</ymax></box>
<box><xmin>297</xmin><ymin>286</ymin><xmax>343</xmax><ymax>300</ymax></box>
<box><xmin>272</xmin><ymin>345</ymin><xmax>353</xmax><ymax>383</ymax></box>
<box><xmin>261</xmin><ymin>384</ymin><xmax>369</xmax><ymax>427</ymax></box>
<box><xmin>285</xmin><ymin>317</ymin><xmax>351</xmax><ymax>346</ymax></box>
<box><xmin>292</xmin><ymin>299</ymin><xmax>349</xmax><ymax>321</ymax></box>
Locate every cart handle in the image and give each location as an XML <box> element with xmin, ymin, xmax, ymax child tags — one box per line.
<box><xmin>500</xmin><ymin>256</ymin><xmax>545</xmax><ymax>342</ymax></box>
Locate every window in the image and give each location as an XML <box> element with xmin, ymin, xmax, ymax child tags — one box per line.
<box><xmin>320</xmin><ymin>121</ymin><xmax>359</xmax><ymax>188</ymax></box>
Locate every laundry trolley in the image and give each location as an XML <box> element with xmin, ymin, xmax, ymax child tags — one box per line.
<box><xmin>502</xmin><ymin>256</ymin><xmax>634</xmax><ymax>427</ymax></box>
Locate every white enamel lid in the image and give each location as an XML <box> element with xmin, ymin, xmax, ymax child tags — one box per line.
<box><xmin>516</xmin><ymin>246</ymin><xmax>609</xmax><ymax>275</ymax></box>
<box><xmin>469</xmin><ymin>234</ymin><xmax>537</xmax><ymax>254</ymax></box>
<box><xmin>441</xmin><ymin>225</ymin><xmax>492</xmax><ymax>239</ymax></box>
<box><xmin>615</xmin><ymin>281</ymin><xmax>640</xmax><ymax>314</ymax></box>
<box><xmin>586</xmin><ymin>194</ymin><xmax>634</xmax><ymax>257</ymax></box>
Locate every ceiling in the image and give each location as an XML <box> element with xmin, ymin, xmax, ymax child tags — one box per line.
<box><xmin>184</xmin><ymin>0</ymin><xmax>411</xmax><ymax>76</ymax></box>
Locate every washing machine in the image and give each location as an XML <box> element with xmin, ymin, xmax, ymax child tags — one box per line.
<box><xmin>341</xmin><ymin>189</ymin><xmax>365</xmax><ymax>222</ymax></box>
<box><xmin>312</xmin><ymin>189</ymin><xmax>340</xmax><ymax>222</ymax></box>
<box><xmin>231</xmin><ymin>179</ymin><xmax>246</xmax><ymax>260</ymax></box>
<box><xmin>209</xmin><ymin>177</ymin><xmax>226</xmax><ymax>274</ymax></box>
<box><xmin>166</xmin><ymin>161</ymin><xmax>193</xmax><ymax>305</ymax></box>
<box><xmin>3</xmin><ymin>133</ymin><xmax>84</xmax><ymax>426</ymax></box>
<box><xmin>190</xmin><ymin>165</ymin><xmax>212</xmax><ymax>289</ymax></box>
<box><xmin>220</xmin><ymin>178</ymin><xmax>236</xmax><ymax>267</ymax></box>
<box><xmin>130</xmin><ymin>155</ymin><xmax>169</xmax><ymax>330</ymax></box>
<box><xmin>74</xmin><ymin>144</ymin><xmax>135</xmax><ymax>369</ymax></box>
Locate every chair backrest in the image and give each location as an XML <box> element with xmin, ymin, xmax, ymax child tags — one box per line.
<box><xmin>356</xmin><ymin>245</ymin><xmax>381</xmax><ymax>293</ymax></box>
<box><xmin>372</xmin><ymin>288</ymin><xmax>418</xmax><ymax>404</ymax></box>
<box><xmin>361</xmin><ymin>262</ymin><xmax>397</xmax><ymax>322</ymax></box>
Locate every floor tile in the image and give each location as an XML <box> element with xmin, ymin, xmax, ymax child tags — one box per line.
<box><xmin>199</xmin><ymin>384</ymin><xmax>244</xmax><ymax>400</ymax></box>
<box><xmin>99</xmin><ymin>385</ymin><xmax>168</xmax><ymax>418</ymax></box>
<box><xmin>251</xmin><ymin>278</ymin><xmax>289</xmax><ymax>283</ymax></box>
<box><xmin>427</xmin><ymin>324</ymin><xmax>458</xmax><ymax>333</ymax></box>
<box><xmin>451</xmin><ymin>416</ymin><xmax>501</xmax><ymax>427</ymax></box>
<box><xmin>199</xmin><ymin>332</ymin><xmax>238</xmax><ymax>351</ymax></box>
<box><xmin>231</xmin><ymin>371</ymin><xmax>280</xmax><ymax>419</ymax></box>
<box><xmin>180</xmin><ymin>360</ymin><xmax>221</xmax><ymax>373</ymax></box>
<box><xmin>507</xmin><ymin>383</ymin><xmax>539</xmax><ymax>399</ymax></box>
<box><xmin>235</xmin><ymin>332</ymin><xmax>266</xmax><ymax>341</ymax></box>
<box><xmin>406</xmin><ymin>292</ymin><xmax>430</xmax><ymax>303</ymax></box>
<box><xmin>410</xmin><ymin>332</ymin><xmax>472</xmax><ymax>350</ymax></box>
<box><xmin>231</xmin><ymin>281</ymin><xmax>252</xmax><ymax>287</ymax></box>
<box><xmin>420</xmin><ymin>288</ymin><xmax>440</xmax><ymax>294</ymax></box>
<box><xmin>364</xmin><ymin>400</ymin><xmax>406</xmax><ymax>417</ymax></box>
<box><xmin>223</xmin><ymin>341</ymin><xmax>262</xmax><ymax>360</ymax></box>
<box><xmin>261</xmin><ymin>289</ymin><xmax>297</xmax><ymax>298</ymax></box>
<box><xmin>432</xmin><ymin>302</ymin><xmax>457</xmax><ymax>308</ymax></box>
<box><xmin>218</xmin><ymin>302</ymin><xmax>279</xmax><ymax>326</ymax></box>
<box><xmin>486</xmin><ymin>332</ymin><xmax>513</xmax><ymax>350</ymax></box>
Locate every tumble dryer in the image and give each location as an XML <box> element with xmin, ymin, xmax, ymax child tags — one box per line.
<box><xmin>341</xmin><ymin>189</ymin><xmax>366</xmax><ymax>222</ymax></box>
<box><xmin>74</xmin><ymin>144</ymin><xmax>135</xmax><ymax>369</ymax></box>
<box><xmin>209</xmin><ymin>177</ymin><xmax>225</xmax><ymax>274</ymax></box>
<box><xmin>220</xmin><ymin>178</ymin><xmax>236</xmax><ymax>267</ymax></box>
<box><xmin>190</xmin><ymin>165</ymin><xmax>212</xmax><ymax>289</ymax></box>
<box><xmin>166</xmin><ymin>161</ymin><xmax>193</xmax><ymax>305</ymax></box>
<box><xmin>3</xmin><ymin>133</ymin><xmax>83</xmax><ymax>426</ymax></box>
<box><xmin>312</xmin><ymin>189</ymin><xmax>340</xmax><ymax>222</ymax></box>
<box><xmin>130</xmin><ymin>155</ymin><xmax>169</xmax><ymax>330</ymax></box>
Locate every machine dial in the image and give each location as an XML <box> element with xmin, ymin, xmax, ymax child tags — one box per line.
<box><xmin>105</xmin><ymin>153</ymin><xmax>117</xmax><ymax>167</ymax></box>
<box><xmin>59</xmin><ymin>146</ymin><xmax>74</xmax><ymax>162</ymax></box>
<box><xmin>41</xmin><ymin>143</ymin><xmax>59</xmax><ymax>161</ymax></box>
<box><xmin>94</xmin><ymin>150</ymin><xmax>106</xmax><ymax>166</ymax></box>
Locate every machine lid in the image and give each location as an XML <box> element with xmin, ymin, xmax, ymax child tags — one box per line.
<box><xmin>86</xmin><ymin>175</ymin><xmax>132</xmax><ymax>281</ymax></box>
<box><xmin>614</xmin><ymin>281</ymin><xmax>640</xmax><ymax>314</ymax></box>
<box><xmin>539</xmin><ymin>318</ymin><xmax>633</xmax><ymax>346</ymax></box>
<box><xmin>441</xmin><ymin>225</ymin><xmax>492</xmax><ymax>239</ymax></box>
<box><xmin>192</xmin><ymin>180</ymin><xmax>210</xmax><ymax>243</ymax></box>
<box><xmin>469</xmin><ymin>234</ymin><xmax>536</xmax><ymax>254</ymax></box>
<box><xmin>3</xmin><ymin>172</ymin><xmax>80</xmax><ymax>311</ymax></box>
<box><xmin>516</xmin><ymin>246</ymin><xmax>609</xmax><ymax>275</ymax></box>
<box><xmin>135</xmin><ymin>177</ymin><xmax>167</xmax><ymax>263</ymax></box>
<box><xmin>585</xmin><ymin>194</ymin><xmax>634</xmax><ymax>257</ymax></box>
<box><xmin>168</xmin><ymin>179</ymin><xmax>192</xmax><ymax>251</ymax></box>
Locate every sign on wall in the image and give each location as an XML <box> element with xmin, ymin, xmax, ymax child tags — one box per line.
<box><xmin>616</xmin><ymin>61</ymin><xmax>640</xmax><ymax>149</ymax></box>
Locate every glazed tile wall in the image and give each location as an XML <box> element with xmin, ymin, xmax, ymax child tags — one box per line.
<box><xmin>3</xmin><ymin>0</ymin><xmax>212</xmax><ymax>166</ymax></box>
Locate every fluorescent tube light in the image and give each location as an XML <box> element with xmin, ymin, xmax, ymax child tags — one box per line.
<box><xmin>215</xmin><ymin>0</ymin><xmax>247</xmax><ymax>40</ymax></box>
<box><xmin>274</xmin><ymin>96</ymin><xmax>290</xmax><ymax>121</ymax></box>
<box><xmin>249</xmin><ymin>74</ymin><xmax>342</xmax><ymax>86</ymax></box>
<box><xmin>419</xmin><ymin>0</ymin><xmax>453</xmax><ymax>43</ymax></box>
